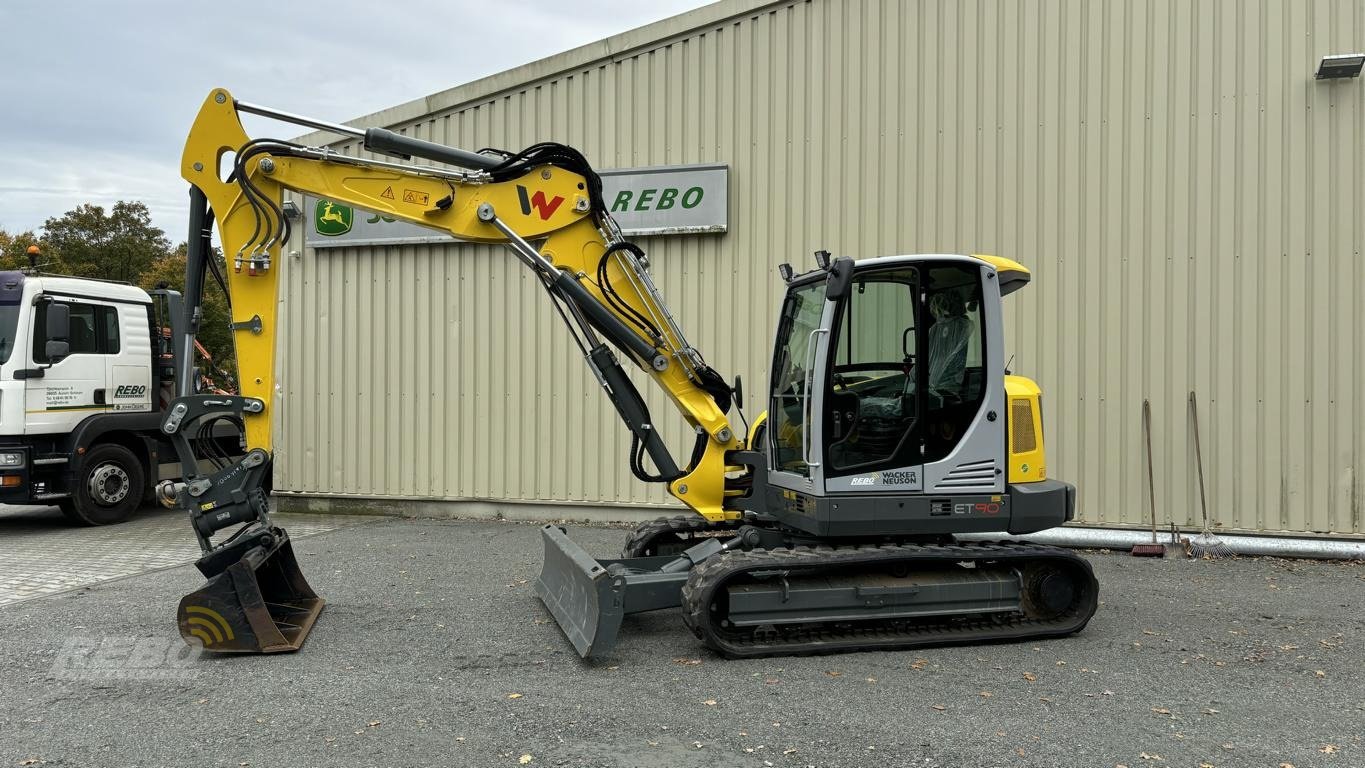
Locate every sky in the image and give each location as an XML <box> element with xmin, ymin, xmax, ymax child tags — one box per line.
<box><xmin>0</xmin><ymin>0</ymin><xmax>709</xmax><ymax>241</ymax></box>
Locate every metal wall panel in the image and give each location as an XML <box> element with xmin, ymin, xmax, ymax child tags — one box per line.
<box><xmin>276</xmin><ymin>0</ymin><xmax>1365</xmax><ymax>536</ymax></box>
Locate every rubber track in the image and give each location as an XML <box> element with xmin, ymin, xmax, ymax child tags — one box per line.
<box><xmin>680</xmin><ymin>541</ymin><xmax>1099</xmax><ymax>658</ymax></box>
<box><xmin>620</xmin><ymin>515</ymin><xmax>744</xmax><ymax>558</ymax></box>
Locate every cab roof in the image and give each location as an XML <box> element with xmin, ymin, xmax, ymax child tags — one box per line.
<box><xmin>970</xmin><ymin>254</ymin><xmax>1031</xmax><ymax>296</ymax></box>
<box><xmin>807</xmin><ymin>254</ymin><xmax>1032</xmax><ymax>296</ymax></box>
<box><xmin>1</xmin><ymin>271</ymin><xmax>153</xmax><ymax>305</ymax></box>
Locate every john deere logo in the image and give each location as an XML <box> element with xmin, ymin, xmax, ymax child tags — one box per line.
<box><xmin>315</xmin><ymin>200</ymin><xmax>353</xmax><ymax>236</ymax></box>
<box><xmin>183</xmin><ymin>605</ymin><xmax>236</xmax><ymax>647</ymax></box>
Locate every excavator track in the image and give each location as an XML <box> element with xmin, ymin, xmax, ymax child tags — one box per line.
<box><xmin>680</xmin><ymin>541</ymin><xmax>1097</xmax><ymax>658</ymax></box>
<box><xmin>621</xmin><ymin>515</ymin><xmax>745</xmax><ymax>558</ymax></box>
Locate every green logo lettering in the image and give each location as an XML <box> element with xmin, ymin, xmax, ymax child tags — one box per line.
<box><xmin>314</xmin><ymin>200</ymin><xmax>353</xmax><ymax>236</ymax></box>
<box><xmin>656</xmin><ymin>188</ymin><xmax>678</xmax><ymax>210</ymax></box>
<box><xmin>634</xmin><ymin>189</ymin><xmax>658</xmax><ymax>211</ymax></box>
<box><xmin>611</xmin><ymin>191</ymin><xmax>633</xmax><ymax>213</ymax></box>
<box><xmin>680</xmin><ymin>187</ymin><xmax>704</xmax><ymax>209</ymax></box>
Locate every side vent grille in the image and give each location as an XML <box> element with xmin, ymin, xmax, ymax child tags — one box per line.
<box><xmin>932</xmin><ymin>459</ymin><xmax>997</xmax><ymax>490</ymax></box>
<box><xmin>1011</xmin><ymin>398</ymin><xmax>1037</xmax><ymax>454</ymax></box>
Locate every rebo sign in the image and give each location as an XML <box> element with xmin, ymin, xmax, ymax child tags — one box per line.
<box><xmin>305</xmin><ymin>163</ymin><xmax>728</xmax><ymax>248</ymax></box>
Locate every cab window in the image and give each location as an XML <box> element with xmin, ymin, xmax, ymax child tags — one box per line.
<box><xmin>824</xmin><ymin>267</ymin><xmax>920</xmax><ymax>474</ymax></box>
<box><xmin>922</xmin><ymin>265</ymin><xmax>986</xmax><ymax>463</ymax></box>
<box><xmin>34</xmin><ymin>301</ymin><xmax>121</xmax><ymax>363</ymax></box>
<box><xmin>769</xmin><ymin>281</ymin><xmax>827</xmax><ymax>476</ymax></box>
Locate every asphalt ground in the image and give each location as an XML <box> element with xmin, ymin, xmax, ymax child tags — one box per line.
<box><xmin>0</xmin><ymin>516</ymin><xmax>1361</xmax><ymax>768</ymax></box>
<box><xmin>0</xmin><ymin>503</ymin><xmax>374</xmax><ymax>605</ymax></box>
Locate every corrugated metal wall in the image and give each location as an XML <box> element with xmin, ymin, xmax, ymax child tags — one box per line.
<box><xmin>277</xmin><ymin>0</ymin><xmax>1365</xmax><ymax>536</ymax></box>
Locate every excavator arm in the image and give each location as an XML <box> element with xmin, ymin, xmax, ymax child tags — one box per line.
<box><xmin>165</xmin><ymin>89</ymin><xmax>739</xmax><ymax>653</ymax></box>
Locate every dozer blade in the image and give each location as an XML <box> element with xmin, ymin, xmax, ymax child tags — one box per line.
<box><xmin>178</xmin><ymin>529</ymin><xmax>324</xmax><ymax>654</ymax></box>
<box><xmin>534</xmin><ymin>525</ymin><xmax>625</xmax><ymax>659</ymax></box>
<box><xmin>535</xmin><ymin>524</ymin><xmax>714</xmax><ymax>659</ymax></box>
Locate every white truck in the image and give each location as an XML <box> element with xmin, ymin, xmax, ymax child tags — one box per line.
<box><xmin>0</xmin><ymin>268</ymin><xmax>192</xmax><ymax>524</ymax></box>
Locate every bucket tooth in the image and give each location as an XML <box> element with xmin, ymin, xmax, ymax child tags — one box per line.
<box><xmin>177</xmin><ymin>528</ymin><xmax>324</xmax><ymax>654</ymax></box>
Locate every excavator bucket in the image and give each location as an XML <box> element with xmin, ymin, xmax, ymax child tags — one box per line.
<box><xmin>177</xmin><ymin>529</ymin><xmax>324</xmax><ymax>654</ymax></box>
<box><xmin>535</xmin><ymin>524</ymin><xmax>706</xmax><ymax>659</ymax></box>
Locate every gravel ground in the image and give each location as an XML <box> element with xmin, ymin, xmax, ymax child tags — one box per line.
<box><xmin>0</xmin><ymin>517</ymin><xmax>1361</xmax><ymax>768</ymax></box>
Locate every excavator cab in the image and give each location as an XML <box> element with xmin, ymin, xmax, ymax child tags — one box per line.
<box><xmin>762</xmin><ymin>255</ymin><xmax>1015</xmax><ymax>537</ymax></box>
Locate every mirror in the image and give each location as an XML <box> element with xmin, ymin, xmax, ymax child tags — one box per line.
<box><xmin>46</xmin><ymin>301</ymin><xmax>69</xmax><ymax>340</ymax></box>
<box><xmin>44</xmin><ymin>302</ymin><xmax>70</xmax><ymax>363</ymax></box>
<box><xmin>825</xmin><ymin>256</ymin><xmax>855</xmax><ymax>300</ymax></box>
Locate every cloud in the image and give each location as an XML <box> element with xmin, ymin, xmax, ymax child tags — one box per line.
<box><xmin>0</xmin><ymin>0</ymin><xmax>706</xmax><ymax>238</ymax></box>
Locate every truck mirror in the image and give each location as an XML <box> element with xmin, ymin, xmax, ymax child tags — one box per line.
<box><xmin>46</xmin><ymin>301</ymin><xmax>70</xmax><ymax>341</ymax></box>
<box><xmin>44</xmin><ymin>302</ymin><xmax>70</xmax><ymax>363</ymax></box>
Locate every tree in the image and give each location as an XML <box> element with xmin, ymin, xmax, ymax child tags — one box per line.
<box><xmin>41</xmin><ymin>201</ymin><xmax>171</xmax><ymax>283</ymax></box>
<box><xmin>0</xmin><ymin>228</ymin><xmax>60</xmax><ymax>272</ymax></box>
<box><xmin>139</xmin><ymin>245</ymin><xmax>238</xmax><ymax>390</ymax></box>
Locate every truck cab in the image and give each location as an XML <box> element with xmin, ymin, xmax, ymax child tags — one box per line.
<box><xmin>0</xmin><ymin>270</ymin><xmax>180</xmax><ymax>524</ymax></box>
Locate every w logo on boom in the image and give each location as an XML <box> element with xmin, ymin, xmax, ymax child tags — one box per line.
<box><xmin>183</xmin><ymin>605</ymin><xmax>236</xmax><ymax>647</ymax></box>
<box><xmin>516</xmin><ymin>185</ymin><xmax>565</xmax><ymax>221</ymax></box>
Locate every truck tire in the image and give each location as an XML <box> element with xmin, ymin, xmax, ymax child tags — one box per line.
<box><xmin>60</xmin><ymin>443</ymin><xmax>146</xmax><ymax>526</ymax></box>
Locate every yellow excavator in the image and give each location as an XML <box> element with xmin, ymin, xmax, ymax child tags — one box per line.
<box><xmin>163</xmin><ymin>88</ymin><xmax>1097</xmax><ymax>658</ymax></box>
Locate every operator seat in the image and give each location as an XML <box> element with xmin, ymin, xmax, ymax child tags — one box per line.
<box><xmin>927</xmin><ymin>291</ymin><xmax>972</xmax><ymax>401</ymax></box>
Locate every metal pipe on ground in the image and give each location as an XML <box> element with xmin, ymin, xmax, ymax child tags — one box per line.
<box><xmin>959</xmin><ymin>527</ymin><xmax>1365</xmax><ymax>561</ymax></box>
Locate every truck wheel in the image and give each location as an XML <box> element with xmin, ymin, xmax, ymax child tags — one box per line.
<box><xmin>62</xmin><ymin>444</ymin><xmax>146</xmax><ymax>526</ymax></box>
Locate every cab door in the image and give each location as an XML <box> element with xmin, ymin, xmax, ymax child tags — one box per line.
<box><xmin>820</xmin><ymin>265</ymin><xmax>925</xmax><ymax>494</ymax></box>
<box><xmin>766</xmin><ymin>277</ymin><xmax>835</xmax><ymax>494</ymax></box>
<box><xmin>24</xmin><ymin>299</ymin><xmax>118</xmax><ymax>434</ymax></box>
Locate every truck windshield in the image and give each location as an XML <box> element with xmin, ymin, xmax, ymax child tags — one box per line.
<box><xmin>0</xmin><ymin>304</ymin><xmax>19</xmax><ymax>364</ymax></box>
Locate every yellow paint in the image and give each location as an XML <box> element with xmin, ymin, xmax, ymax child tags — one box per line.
<box><xmin>971</xmin><ymin>253</ymin><xmax>1029</xmax><ymax>276</ymax></box>
<box><xmin>745</xmin><ymin>410</ymin><xmax>768</xmax><ymax>451</ymax></box>
<box><xmin>1004</xmin><ymin>375</ymin><xmax>1046</xmax><ymax>484</ymax></box>
<box><xmin>183</xmin><ymin>88</ymin><xmax>739</xmax><ymax>521</ymax></box>
<box><xmin>183</xmin><ymin>605</ymin><xmax>236</xmax><ymax>643</ymax></box>
<box><xmin>972</xmin><ymin>253</ymin><xmax>1031</xmax><ymax>295</ymax></box>
<box><xmin>181</xmin><ymin>90</ymin><xmax>283</xmax><ymax>452</ymax></box>
<box><xmin>541</xmin><ymin>218</ymin><xmax>741</xmax><ymax>522</ymax></box>
<box><xmin>182</xmin><ymin>88</ymin><xmax>587</xmax><ymax>455</ymax></box>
